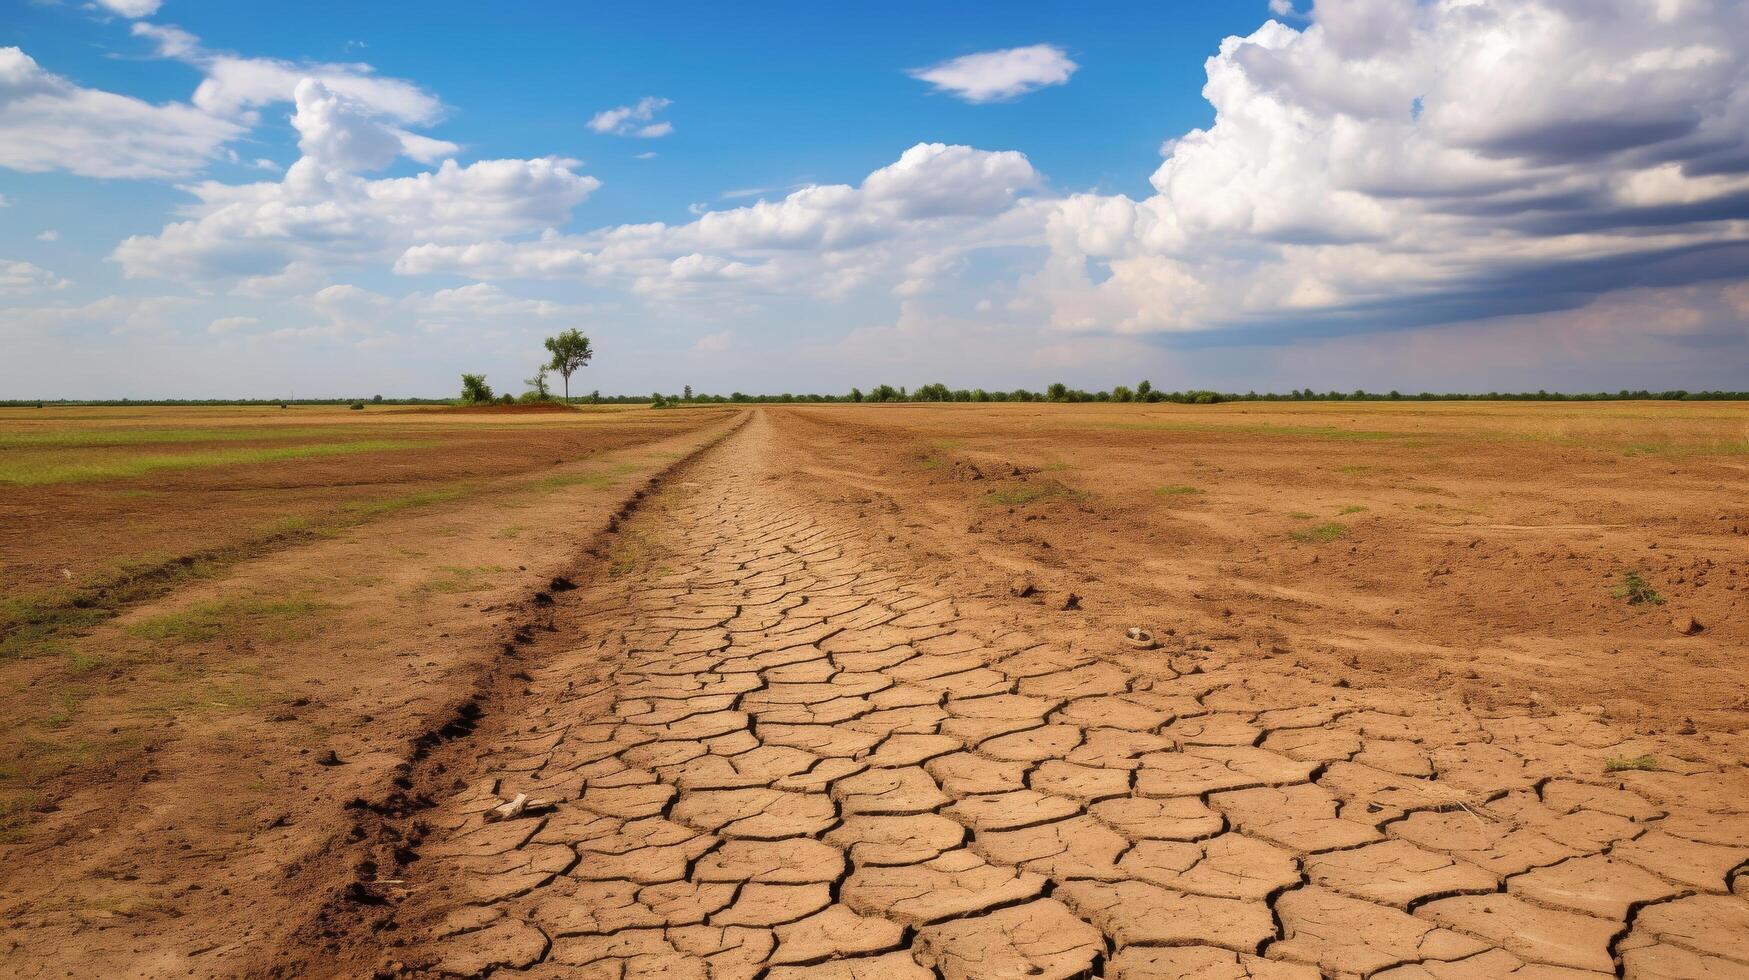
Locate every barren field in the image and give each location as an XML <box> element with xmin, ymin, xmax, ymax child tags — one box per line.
<box><xmin>3</xmin><ymin>402</ymin><xmax>1747</xmax><ymax>979</ymax></box>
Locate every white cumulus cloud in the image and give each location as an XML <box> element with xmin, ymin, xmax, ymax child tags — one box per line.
<box><xmin>0</xmin><ymin>46</ymin><xmax>243</xmax><ymax>179</ymax></box>
<box><xmin>588</xmin><ymin>96</ymin><xmax>673</xmax><ymax>138</ymax></box>
<box><xmin>94</xmin><ymin>0</ymin><xmax>161</xmax><ymax>18</ymax></box>
<box><xmin>132</xmin><ymin>23</ymin><xmax>444</xmax><ymax>126</ymax></box>
<box><xmin>908</xmin><ymin>44</ymin><xmax>1078</xmax><ymax>103</ymax></box>
<box><xmin>0</xmin><ymin>259</ymin><xmax>70</xmax><ymax>295</ymax></box>
<box><xmin>112</xmin><ymin>78</ymin><xmax>598</xmax><ymax>283</ymax></box>
<box><xmin>396</xmin><ymin>142</ymin><xmax>1045</xmax><ymax>300</ymax></box>
<box><xmin>693</xmin><ymin>329</ymin><xmax>734</xmax><ymax>352</ymax></box>
<box><xmin>1035</xmin><ymin>0</ymin><xmax>1749</xmax><ymax>335</ymax></box>
<box><xmin>206</xmin><ymin>315</ymin><xmax>258</xmax><ymax>334</ymax></box>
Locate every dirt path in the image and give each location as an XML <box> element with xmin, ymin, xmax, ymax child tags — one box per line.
<box><xmin>359</xmin><ymin>412</ymin><xmax>1749</xmax><ymax>979</ymax></box>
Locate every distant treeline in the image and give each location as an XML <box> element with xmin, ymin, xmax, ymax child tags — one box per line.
<box><xmin>5</xmin><ymin>385</ymin><xmax>1748</xmax><ymax>408</ymax></box>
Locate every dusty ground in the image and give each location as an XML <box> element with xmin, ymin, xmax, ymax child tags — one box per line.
<box><xmin>0</xmin><ymin>404</ymin><xmax>736</xmax><ymax>975</ymax></box>
<box><xmin>780</xmin><ymin>401</ymin><xmax>1749</xmax><ymax>741</ymax></box>
<box><xmin>3</xmin><ymin>402</ymin><xmax>1747</xmax><ymax>978</ymax></box>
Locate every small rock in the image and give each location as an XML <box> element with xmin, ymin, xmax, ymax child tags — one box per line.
<box><xmin>485</xmin><ymin>792</ymin><xmax>528</xmax><ymax>822</ymax></box>
<box><xmin>316</xmin><ymin>749</ymin><xmax>343</xmax><ymax>767</ymax></box>
<box><xmin>549</xmin><ymin>576</ymin><xmax>577</xmax><ymax>592</ymax></box>
<box><xmin>1672</xmin><ymin>613</ymin><xmax>1701</xmax><ymax>636</ymax></box>
<box><xmin>1010</xmin><ymin>577</ymin><xmax>1037</xmax><ymax>598</ymax></box>
<box><xmin>1062</xmin><ymin>593</ymin><xmax>1081</xmax><ymax>611</ymax></box>
<box><xmin>1124</xmin><ymin>627</ymin><xmax>1156</xmax><ymax>649</ymax></box>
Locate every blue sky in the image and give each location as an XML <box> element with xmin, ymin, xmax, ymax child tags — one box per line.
<box><xmin>4</xmin><ymin>0</ymin><xmax>1748</xmax><ymax>398</ymax></box>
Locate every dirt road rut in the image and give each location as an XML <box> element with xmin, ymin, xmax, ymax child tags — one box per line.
<box><xmin>386</xmin><ymin>413</ymin><xmax>1749</xmax><ymax>979</ymax></box>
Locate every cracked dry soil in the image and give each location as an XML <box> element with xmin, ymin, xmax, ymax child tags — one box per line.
<box><xmin>362</xmin><ymin>412</ymin><xmax>1749</xmax><ymax>980</ymax></box>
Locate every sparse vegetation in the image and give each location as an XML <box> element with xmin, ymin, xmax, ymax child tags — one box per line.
<box><xmin>1289</xmin><ymin>521</ymin><xmax>1347</xmax><ymax>543</ymax></box>
<box><xmin>418</xmin><ymin>565</ymin><xmax>505</xmax><ymax>594</ymax></box>
<box><xmin>1155</xmin><ymin>485</ymin><xmax>1202</xmax><ymax>496</ymax></box>
<box><xmin>522</xmin><ymin>367</ymin><xmax>553</xmax><ymax>402</ymax></box>
<box><xmin>130</xmin><ymin>595</ymin><xmax>327</xmax><ymax>645</ymax></box>
<box><xmin>0</xmin><ymin>439</ymin><xmax>429</xmax><ymax>485</ymax></box>
<box><xmin>985</xmin><ymin>485</ymin><xmax>1061</xmax><ymax>506</ymax></box>
<box><xmin>1604</xmin><ymin>755</ymin><xmax>1658</xmax><ymax>772</ymax></box>
<box><xmin>1611</xmin><ymin>571</ymin><xmax>1665</xmax><ymax>605</ymax></box>
<box><xmin>343</xmin><ymin>485</ymin><xmax>473</xmax><ymax>517</ymax></box>
<box><xmin>1338</xmin><ymin>504</ymin><xmax>1368</xmax><ymax>514</ymax></box>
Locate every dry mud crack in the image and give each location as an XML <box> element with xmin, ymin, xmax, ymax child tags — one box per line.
<box><xmin>369</xmin><ymin>413</ymin><xmax>1749</xmax><ymax>980</ymax></box>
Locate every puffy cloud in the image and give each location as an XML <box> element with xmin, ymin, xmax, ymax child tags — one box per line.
<box><xmin>693</xmin><ymin>329</ymin><xmax>734</xmax><ymax>352</ymax></box>
<box><xmin>1037</xmin><ymin>0</ymin><xmax>1749</xmax><ymax>335</ymax></box>
<box><xmin>405</xmin><ymin>282</ymin><xmax>587</xmax><ymax>328</ymax></box>
<box><xmin>0</xmin><ymin>46</ymin><xmax>243</xmax><ymax>179</ymax></box>
<box><xmin>0</xmin><ymin>295</ymin><xmax>194</xmax><ymax>337</ymax></box>
<box><xmin>588</xmin><ymin>97</ymin><xmax>673</xmax><ymax>138</ymax></box>
<box><xmin>908</xmin><ymin>44</ymin><xmax>1078</xmax><ymax>103</ymax></box>
<box><xmin>36</xmin><ymin>230</ymin><xmax>59</xmax><ymax>242</ymax></box>
<box><xmin>397</xmin><ymin>142</ymin><xmax>1043</xmax><ymax>300</ymax></box>
<box><xmin>112</xmin><ymin>77</ymin><xmax>599</xmax><ymax>282</ymax></box>
<box><xmin>206</xmin><ymin>315</ymin><xmax>258</xmax><ymax>334</ymax></box>
<box><xmin>308</xmin><ymin>283</ymin><xmax>391</xmax><ymax>329</ymax></box>
<box><xmin>291</xmin><ymin>79</ymin><xmax>457</xmax><ymax>171</ymax></box>
<box><xmin>115</xmin><ymin>155</ymin><xmax>598</xmax><ymax>281</ymax></box>
<box><xmin>0</xmin><ymin>259</ymin><xmax>70</xmax><ymax>295</ymax></box>
<box><xmin>132</xmin><ymin>23</ymin><xmax>444</xmax><ymax>125</ymax></box>
<box><xmin>94</xmin><ymin>0</ymin><xmax>161</xmax><ymax>17</ymax></box>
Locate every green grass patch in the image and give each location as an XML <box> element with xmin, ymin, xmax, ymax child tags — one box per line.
<box><xmin>919</xmin><ymin>455</ymin><xmax>942</xmax><ymax>469</ymax></box>
<box><xmin>343</xmin><ymin>485</ymin><xmax>472</xmax><ymax>516</ymax></box>
<box><xmin>1611</xmin><ymin>571</ymin><xmax>1665</xmax><ymax>605</ymax></box>
<box><xmin>536</xmin><ymin>463</ymin><xmax>638</xmax><ymax>491</ymax></box>
<box><xmin>1620</xmin><ymin>440</ymin><xmax>1749</xmax><ymax>458</ymax></box>
<box><xmin>497</xmin><ymin>525</ymin><xmax>524</xmax><ymax>539</ymax></box>
<box><xmin>1604</xmin><ymin>754</ymin><xmax>1657</xmax><ymax>772</ymax></box>
<box><xmin>0</xmin><ymin>439</ymin><xmax>431</xmax><ymax>485</ymax></box>
<box><xmin>0</xmin><ymin>596</ymin><xmax>106</xmax><ymax>661</ymax></box>
<box><xmin>418</xmin><ymin>565</ymin><xmax>506</xmax><ymax>594</ymax></box>
<box><xmin>130</xmin><ymin>595</ymin><xmax>327</xmax><ymax>645</ymax></box>
<box><xmin>1155</xmin><ymin>485</ymin><xmax>1203</xmax><ymax>496</ymax></box>
<box><xmin>985</xmin><ymin>485</ymin><xmax>1059</xmax><ymax>506</ymax></box>
<box><xmin>1287</xmin><ymin>511</ymin><xmax>1315</xmax><ymax>520</ymax></box>
<box><xmin>1289</xmin><ymin>522</ymin><xmax>1348</xmax><ymax>543</ymax></box>
<box><xmin>0</xmin><ymin>426</ymin><xmax>349</xmax><ymax>449</ymax></box>
<box><xmin>1338</xmin><ymin>504</ymin><xmax>1369</xmax><ymax>515</ymax></box>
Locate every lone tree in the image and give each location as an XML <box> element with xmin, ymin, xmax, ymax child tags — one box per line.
<box><xmin>460</xmin><ymin>373</ymin><xmax>494</xmax><ymax>404</ymax></box>
<box><xmin>544</xmin><ymin>329</ymin><xmax>593</xmax><ymax>402</ymax></box>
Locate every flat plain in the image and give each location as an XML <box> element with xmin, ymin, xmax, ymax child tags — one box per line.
<box><xmin>2</xmin><ymin>401</ymin><xmax>1746</xmax><ymax>979</ymax></box>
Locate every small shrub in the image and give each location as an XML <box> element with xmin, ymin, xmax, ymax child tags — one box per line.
<box><xmin>1604</xmin><ymin>755</ymin><xmax>1657</xmax><ymax>772</ymax></box>
<box><xmin>349</xmin><ymin>401</ymin><xmax>364</xmax><ymax>410</ymax></box>
<box><xmin>1611</xmin><ymin>572</ymin><xmax>1664</xmax><ymax>605</ymax></box>
<box><xmin>1338</xmin><ymin>504</ymin><xmax>1368</xmax><ymax>514</ymax></box>
<box><xmin>459</xmin><ymin>373</ymin><xmax>494</xmax><ymax>404</ymax></box>
<box><xmin>1289</xmin><ymin>522</ymin><xmax>1347</xmax><ymax>543</ymax></box>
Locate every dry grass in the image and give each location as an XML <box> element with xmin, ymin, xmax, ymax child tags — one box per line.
<box><xmin>1</xmin><ymin>439</ymin><xmax>431</xmax><ymax>485</ymax></box>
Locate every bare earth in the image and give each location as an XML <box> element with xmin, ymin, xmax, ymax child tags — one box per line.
<box><xmin>4</xmin><ymin>404</ymin><xmax>1747</xmax><ymax>978</ymax></box>
<box><xmin>340</xmin><ymin>413</ymin><xmax>1744</xmax><ymax>979</ymax></box>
